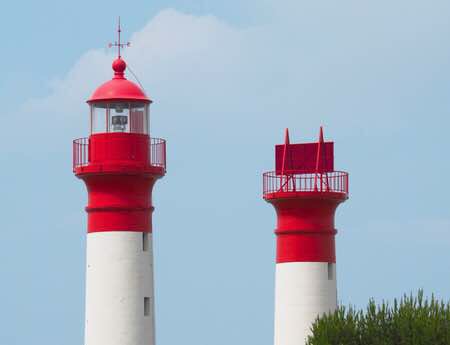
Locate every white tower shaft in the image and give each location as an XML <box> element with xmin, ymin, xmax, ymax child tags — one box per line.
<box><xmin>274</xmin><ymin>262</ymin><xmax>337</xmax><ymax>345</ymax></box>
<box><xmin>84</xmin><ymin>232</ymin><xmax>155</xmax><ymax>345</ymax></box>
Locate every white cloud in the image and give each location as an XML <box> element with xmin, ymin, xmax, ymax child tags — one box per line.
<box><xmin>17</xmin><ymin>3</ymin><xmax>450</xmax><ymax>154</ymax></box>
<box><xmin>9</xmin><ymin>6</ymin><xmax>450</xmax><ymax>208</ymax></box>
<box><xmin>13</xmin><ymin>10</ymin><xmax>260</xmax><ymax>148</ymax></box>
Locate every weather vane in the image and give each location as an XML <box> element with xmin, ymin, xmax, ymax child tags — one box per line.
<box><xmin>108</xmin><ymin>17</ymin><xmax>130</xmax><ymax>58</ymax></box>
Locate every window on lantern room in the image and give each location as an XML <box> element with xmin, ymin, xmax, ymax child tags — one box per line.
<box><xmin>91</xmin><ymin>103</ymin><xmax>107</xmax><ymax>134</ymax></box>
<box><xmin>109</xmin><ymin>103</ymin><xmax>130</xmax><ymax>133</ymax></box>
<box><xmin>90</xmin><ymin>102</ymin><xmax>149</xmax><ymax>134</ymax></box>
<box><xmin>130</xmin><ymin>103</ymin><xmax>148</xmax><ymax>134</ymax></box>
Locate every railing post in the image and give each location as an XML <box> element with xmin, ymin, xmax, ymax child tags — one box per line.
<box><xmin>346</xmin><ymin>173</ymin><xmax>349</xmax><ymax>193</ymax></box>
<box><xmin>263</xmin><ymin>173</ymin><xmax>266</xmax><ymax>196</ymax></box>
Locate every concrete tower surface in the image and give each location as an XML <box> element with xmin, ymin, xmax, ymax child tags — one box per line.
<box><xmin>263</xmin><ymin>128</ymin><xmax>348</xmax><ymax>345</ymax></box>
<box><xmin>73</xmin><ymin>22</ymin><xmax>166</xmax><ymax>345</ymax></box>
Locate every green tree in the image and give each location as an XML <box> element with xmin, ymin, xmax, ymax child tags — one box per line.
<box><xmin>307</xmin><ymin>291</ymin><xmax>450</xmax><ymax>345</ymax></box>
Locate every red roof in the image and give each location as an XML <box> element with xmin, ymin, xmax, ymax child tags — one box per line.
<box><xmin>87</xmin><ymin>58</ymin><xmax>151</xmax><ymax>103</ymax></box>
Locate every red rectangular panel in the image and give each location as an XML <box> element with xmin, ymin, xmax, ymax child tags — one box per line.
<box><xmin>275</xmin><ymin>142</ymin><xmax>334</xmax><ymax>174</ymax></box>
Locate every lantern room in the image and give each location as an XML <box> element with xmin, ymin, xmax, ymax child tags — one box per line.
<box><xmin>89</xmin><ymin>102</ymin><xmax>149</xmax><ymax>134</ymax></box>
<box><xmin>87</xmin><ymin>57</ymin><xmax>151</xmax><ymax>135</ymax></box>
<box><xmin>73</xmin><ymin>56</ymin><xmax>166</xmax><ymax>177</ymax></box>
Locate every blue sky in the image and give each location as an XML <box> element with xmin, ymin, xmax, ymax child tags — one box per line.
<box><xmin>1</xmin><ymin>1</ymin><xmax>450</xmax><ymax>344</ymax></box>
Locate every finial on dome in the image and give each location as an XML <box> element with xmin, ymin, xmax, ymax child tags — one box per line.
<box><xmin>108</xmin><ymin>17</ymin><xmax>131</xmax><ymax>79</ymax></box>
<box><xmin>108</xmin><ymin>17</ymin><xmax>130</xmax><ymax>59</ymax></box>
<box><xmin>112</xmin><ymin>58</ymin><xmax>127</xmax><ymax>79</ymax></box>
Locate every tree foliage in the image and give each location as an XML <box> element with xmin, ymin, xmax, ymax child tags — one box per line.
<box><xmin>307</xmin><ymin>291</ymin><xmax>450</xmax><ymax>345</ymax></box>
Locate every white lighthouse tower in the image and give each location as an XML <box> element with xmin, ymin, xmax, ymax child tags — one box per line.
<box><xmin>263</xmin><ymin>128</ymin><xmax>349</xmax><ymax>345</ymax></box>
<box><xmin>73</xmin><ymin>22</ymin><xmax>166</xmax><ymax>345</ymax></box>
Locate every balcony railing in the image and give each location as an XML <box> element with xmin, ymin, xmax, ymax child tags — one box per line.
<box><xmin>73</xmin><ymin>137</ymin><xmax>89</xmax><ymax>171</ymax></box>
<box><xmin>263</xmin><ymin>171</ymin><xmax>348</xmax><ymax>197</ymax></box>
<box><xmin>149</xmin><ymin>137</ymin><xmax>166</xmax><ymax>169</ymax></box>
<box><xmin>73</xmin><ymin>137</ymin><xmax>166</xmax><ymax>172</ymax></box>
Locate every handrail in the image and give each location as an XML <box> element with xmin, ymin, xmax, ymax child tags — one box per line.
<box><xmin>148</xmin><ymin>137</ymin><xmax>166</xmax><ymax>169</ymax></box>
<box><xmin>263</xmin><ymin>171</ymin><xmax>348</xmax><ymax>196</ymax></box>
<box><xmin>73</xmin><ymin>138</ymin><xmax>89</xmax><ymax>171</ymax></box>
<box><xmin>73</xmin><ymin>137</ymin><xmax>166</xmax><ymax>172</ymax></box>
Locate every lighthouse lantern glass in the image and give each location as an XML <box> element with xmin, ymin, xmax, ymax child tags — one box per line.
<box><xmin>109</xmin><ymin>103</ymin><xmax>130</xmax><ymax>132</ymax></box>
<box><xmin>90</xmin><ymin>102</ymin><xmax>149</xmax><ymax>134</ymax></box>
<box><xmin>91</xmin><ymin>103</ymin><xmax>107</xmax><ymax>134</ymax></box>
<box><xmin>129</xmin><ymin>103</ymin><xmax>148</xmax><ymax>134</ymax></box>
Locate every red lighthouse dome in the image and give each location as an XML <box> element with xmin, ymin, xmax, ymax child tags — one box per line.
<box><xmin>88</xmin><ymin>57</ymin><xmax>151</xmax><ymax>103</ymax></box>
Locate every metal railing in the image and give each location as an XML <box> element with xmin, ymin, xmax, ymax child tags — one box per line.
<box><xmin>263</xmin><ymin>171</ymin><xmax>348</xmax><ymax>196</ymax></box>
<box><xmin>149</xmin><ymin>137</ymin><xmax>166</xmax><ymax>169</ymax></box>
<box><xmin>73</xmin><ymin>137</ymin><xmax>89</xmax><ymax>170</ymax></box>
<box><xmin>73</xmin><ymin>137</ymin><xmax>166</xmax><ymax>172</ymax></box>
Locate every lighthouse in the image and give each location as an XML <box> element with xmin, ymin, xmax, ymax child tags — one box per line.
<box><xmin>73</xmin><ymin>23</ymin><xmax>166</xmax><ymax>345</ymax></box>
<box><xmin>263</xmin><ymin>128</ymin><xmax>348</xmax><ymax>345</ymax></box>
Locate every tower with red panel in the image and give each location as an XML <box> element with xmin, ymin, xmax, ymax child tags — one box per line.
<box><xmin>73</xmin><ymin>24</ymin><xmax>166</xmax><ymax>345</ymax></box>
<box><xmin>263</xmin><ymin>128</ymin><xmax>348</xmax><ymax>345</ymax></box>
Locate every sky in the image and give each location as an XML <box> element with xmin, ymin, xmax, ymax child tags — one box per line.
<box><xmin>1</xmin><ymin>0</ymin><xmax>450</xmax><ymax>344</ymax></box>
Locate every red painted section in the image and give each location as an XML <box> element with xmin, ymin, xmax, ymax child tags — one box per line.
<box><xmin>264</xmin><ymin>128</ymin><xmax>348</xmax><ymax>264</ymax></box>
<box><xmin>276</xmin><ymin>233</ymin><xmax>336</xmax><ymax>263</ymax></box>
<box><xmin>88</xmin><ymin>58</ymin><xmax>151</xmax><ymax>103</ymax></box>
<box><xmin>88</xmin><ymin>78</ymin><xmax>150</xmax><ymax>103</ymax></box>
<box><xmin>73</xmin><ymin>136</ymin><xmax>166</xmax><ymax>176</ymax></box>
<box><xmin>82</xmin><ymin>174</ymin><xmax>156</xmax><ymax>232</ymax></box>
<box><xmin>267</xmin><ymin>194</ymin><xmax>346</xmax><ymax>263</ymax></box>
<box><xmin>75</xmin><ymin>133</ymin><xmax>165</xmax><ymax>233</ymax></box>
<box><xmin>74</xmin><ymin>133</ymin><xmax>165</xmax><ymax>176</ymax></box>
<box><xmin>275</xmin><ymin>142</ymin><xmax>334</xmax><ymax>174</ymax></box>
<box><xmin>73</xmin><ymin>57</ymin><xmax>165</xmax><ymax>233</ymax></box>
<box><xmin>90</xmin><ymin>133</ymin><xmax>150</xmax><ymax>166</ymax></box>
